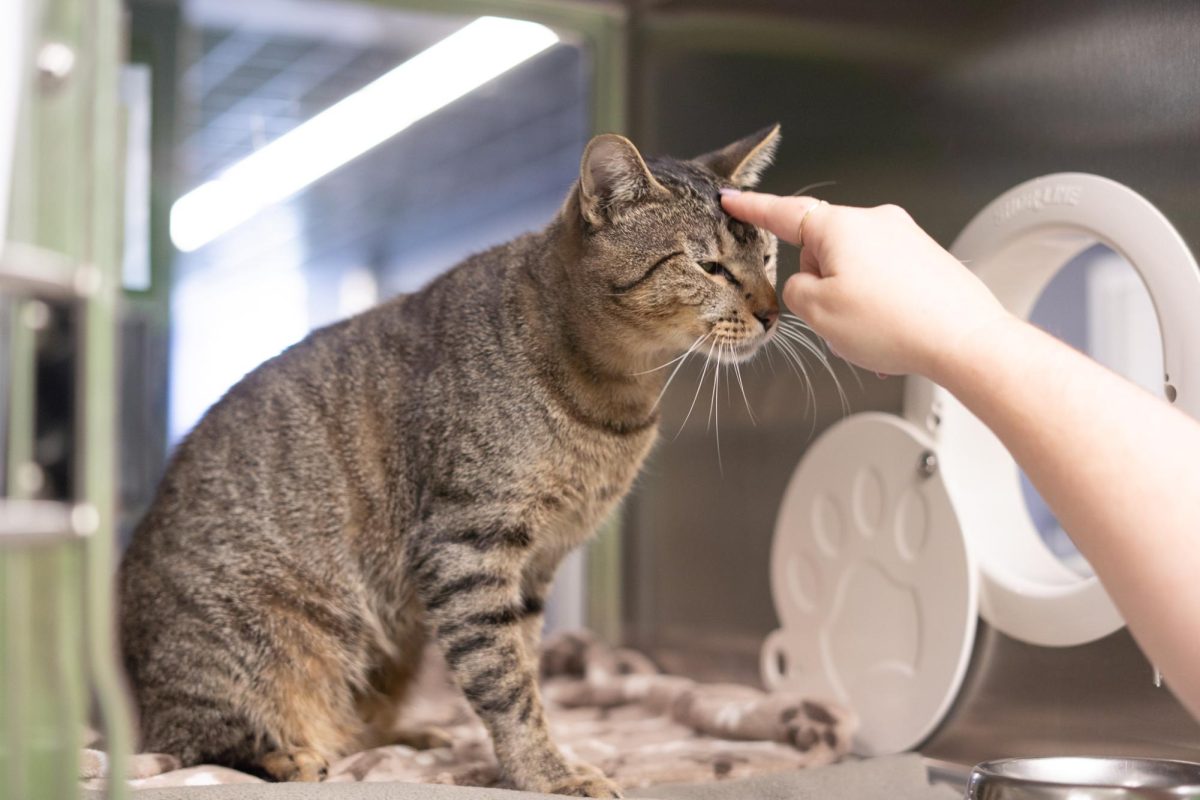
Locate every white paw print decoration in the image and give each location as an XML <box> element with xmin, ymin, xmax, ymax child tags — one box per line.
<box><xmin>762</xmin><ymin>413</ymin><xmax>978</xmax><ymax>755</ymax></box>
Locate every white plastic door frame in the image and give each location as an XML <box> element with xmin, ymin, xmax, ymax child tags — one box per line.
<box><xmin>905</xmin><ymin>173</ymin><xmax>1200</xmax><ymax>647</ymax></box>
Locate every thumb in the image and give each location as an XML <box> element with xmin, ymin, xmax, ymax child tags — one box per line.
<box><xmin>782</xmin><ymin>271</ymin><xmax>822</xmax><ymax>319</ymax></box>
<box><xmin>721</xmin><ymin>190</ymin><xmax>821</xmax><ymax>246</ymax></box>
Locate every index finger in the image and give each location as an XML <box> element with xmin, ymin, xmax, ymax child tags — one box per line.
<box><xmin>720</xmin><ymin>191</ymin><xmax>822</xmax><ymax>245</ymax></box>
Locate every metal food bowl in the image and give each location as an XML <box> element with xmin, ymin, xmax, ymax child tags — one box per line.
<box><xmin>967</xmin><ymin>757</ymin><xmax>1200</xmax><ymax>799</ymax></box>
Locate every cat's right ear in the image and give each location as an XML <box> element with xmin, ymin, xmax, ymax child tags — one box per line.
<box><xmin>578</xmin><ymin>134</ymin><xmax>669</xmax><ymax>227</ymax></box>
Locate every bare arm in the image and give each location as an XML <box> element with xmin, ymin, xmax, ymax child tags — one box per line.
<box><xmin>934</xmin><ymin>314</ymin><xmax>1200</xmax><ymax>715</ymax></box>
<box><xmin>723</xmin><ymin>190</ymin><xmax>1200</xmax><ymax>718</ymax></box>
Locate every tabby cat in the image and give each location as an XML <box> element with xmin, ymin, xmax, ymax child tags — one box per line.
<box><xmin>118</xmin><ymin>125</ymin><xmax>782</xmax><ymax>797</ymax></box>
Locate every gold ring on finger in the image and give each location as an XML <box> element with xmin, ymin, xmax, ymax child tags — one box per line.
<box><xmin>796</xmin><ymin>199</ymin><xmax>829</xmax><ymax>247</ymax></box>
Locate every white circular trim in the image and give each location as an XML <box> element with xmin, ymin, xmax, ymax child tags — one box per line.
<box><xmin>905</xmin><ymin>173</ymin><xmax>1200</xmax><ymax>647</ymax></box>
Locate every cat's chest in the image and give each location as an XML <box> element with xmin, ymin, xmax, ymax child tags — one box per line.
<box><xmin>528</xmin><ymin>425</ymin><xmax>657</xmax><ymax>545</ymax></box>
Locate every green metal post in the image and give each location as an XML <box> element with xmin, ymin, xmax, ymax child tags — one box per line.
<box><xmin>1</xmin><ymin>0</ymin><xmax>131</xmax><ymax>797</ymax></box>
<box><xmin>83</xmin><ymin>0</ymin><xmax>136</xmax><ymax>792</ymax></box>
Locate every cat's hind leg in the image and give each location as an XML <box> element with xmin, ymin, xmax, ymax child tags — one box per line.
<box><xmin>356</xmin><ymin>636</ymin><xmax>453</xmax><ymax>752</ymax></box>
<box><xmin>127</xmin><ymin>635</ymin><xmax>351</xmax><ymax>781</ymax></box>
<box><xmin>243</xmin><ymin>588</ymin><xmax>376</xmax><ymax>781</ymax></box>
<box><xmin>131</xmin><ymin>672</ymin><xmax>262</xmax><ymax>771</ymax></box>
<box><xmin>247</xmin><ymin>658</ymin><xmax>363</xmax><ymax>781</ymax></box>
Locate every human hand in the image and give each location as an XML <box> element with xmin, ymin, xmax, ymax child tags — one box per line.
<box><xmin>720</xmin><ymin>190</ymin><xmax>1013</xmax><ymax>378</ymax></box>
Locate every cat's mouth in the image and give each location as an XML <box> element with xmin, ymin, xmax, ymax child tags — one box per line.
<box><xmin>713</xmin><ymin>328</ymin><xmax>775</xmax><ymax>364</ymax></box>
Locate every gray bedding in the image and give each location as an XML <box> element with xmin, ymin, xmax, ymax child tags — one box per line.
<box><xmin>84</xmin><ymin>633</ymin><xmax>858</xmax><ymax>792</ymax></box>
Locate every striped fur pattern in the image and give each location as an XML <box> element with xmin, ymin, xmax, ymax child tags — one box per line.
<box><xmin>118</xmin><ymin>126</ymin><xmax>782</xmax><ymax>797</ymax></box>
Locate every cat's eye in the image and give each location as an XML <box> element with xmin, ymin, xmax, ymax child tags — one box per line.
<box><xmin>699</xmin><ymin>261</ymin><xmax>741</xmax><ymax>287</ymax></box>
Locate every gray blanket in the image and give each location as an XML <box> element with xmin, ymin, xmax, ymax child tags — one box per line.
<box><xmin>84</xmin><ymin>632</ymin><xmax>864</xmax><ymax>791</ymax></box>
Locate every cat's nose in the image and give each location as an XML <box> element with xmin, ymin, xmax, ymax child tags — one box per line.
<box><xmin>754</xmin><ymin>309</ymin><xmax>779</xmax><ymax>331</ymax></box>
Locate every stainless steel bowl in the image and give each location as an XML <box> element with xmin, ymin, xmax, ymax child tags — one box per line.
<box><xmin>967</xmin><ymin>757</ymin><xmax>1200</xmax><ymax>799</ymax></box>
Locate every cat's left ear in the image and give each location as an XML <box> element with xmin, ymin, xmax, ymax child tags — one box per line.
<box><xmin>579</xmin><ymin>134</ymin><xmax>669</xmax><ymax>227</ymax></box>
<box><xmin>695</xmin><ymin>124</ymin><xmax>781</xmax><ymax>189</ymax></box>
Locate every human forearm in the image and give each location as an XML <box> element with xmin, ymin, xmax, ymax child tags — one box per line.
<box><xmin>932</xmin><ymin>315</ymin><xmax>1200</xmax><ymax>716</ymax></box>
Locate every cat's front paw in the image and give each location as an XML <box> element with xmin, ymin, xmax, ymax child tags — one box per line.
<box><xmin>259</xmin><ymin>748</ymin><xmax>328</xmax><ymax>782</ymax></box>
<box><xmin>549</xmin><ymin>765</ymin><xmax>622</xmax><ymax>798</ymax></box>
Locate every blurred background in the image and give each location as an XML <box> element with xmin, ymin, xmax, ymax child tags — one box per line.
<box><xmin>3</xmin><ymin>0</ymin><xmax>1199</xmax><ymax>794</ymax></box>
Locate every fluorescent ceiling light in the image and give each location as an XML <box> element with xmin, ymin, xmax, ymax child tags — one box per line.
<box><xmin>170</xmin><ymin>16</ymin><xmax>558</xmax><ymax>252</ymax></box>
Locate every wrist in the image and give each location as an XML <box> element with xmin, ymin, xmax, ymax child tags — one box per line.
<box><xmin>922</xmin><ymin>310</ymin><xmax>1024</xmax><ymax>389</ymax></box>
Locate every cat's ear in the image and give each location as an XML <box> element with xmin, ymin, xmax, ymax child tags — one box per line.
<box><xmin>695</xmin><ymin>124</ymin><xmax>781</xmax><ymax>188</ymax></box>
<box><xmin>579</xmin><ymin>134</ymin><xmax>669</xmax><ymax>226</ymax></box>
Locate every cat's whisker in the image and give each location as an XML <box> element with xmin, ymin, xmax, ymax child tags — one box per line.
<box><xmin>779</xmin><ymin>312</ymin><xmax>817</xmax><ymax>334</ymax></box>
<box><xmin>789</xmin><ymin>179</ymin><xmax>838</xmax><ymax>198</ymax></box>
<box><xmin>653</xmin><ymin>332</ymin><xmax>711</xmax><ymax>411</ymax></box>
<box><xmin>772</xmin><ymin>334</ymin><xmax>818</xmax><ymax>419</ymax></box>
<box><xmin>780</xmin><ymin>312</ymin><xmax>865</xmax><ymax>393</ymax></box>
<box><xmin>633</xmin><ymin>353</ymin><xmax>689</xmax><ymax>376</ymax></box>
<box><xmin>633</xmin><ymin>334</ymin><xmax>707</xmax><ymax>376</ymax></box>
<box><xmin>779</xmin><ymin>340</ymin><xmax>816</xmax><ymax>415</ymax></box>
<box><xmin>718</xmin><ymin>344</ymin><xmax>726</xmax><ymax>474</ymax></box>
<box><xmin>676</xmin><ymin>336</ymin><xmax>718</xmax><ymax>439</ymax></box>
<box><xmin>777</xmin><ymin>319</ymin><xmax>830</xmax><ymax>362</ymax></box>
<box><xmin>769</xmin><ymin>334</ymin><xmax>806</xmax><ymax>392</ymax></box>
<box><xmin>772</xmin><ymin>336</ymin><xmax>820</xmax><ymax>437</ymax></box>
<box><xmin>777</xmin><ymin>325</ymin><xmax>850</xmax><ymax>417</ymax></box>
<box><xmin>788</xmin><ymin>334</ymin><xmax>849</xmax><ymax>417</ymax></box>
<box><xmin>712</xmin><ymin>343</ymin><xmax>725</xmax><ymax>475</ymax></box>
<box><xmin>777</xmin><ymin>317</ymin><xmax>852</xmax><ymax>416</ymax></box>
<box><xmin>824</xmin><ymin>339</ymin><xmax>866</xmax><ymax>392</ymax></box>
<box><xmin>777</xmin><ymin>323</ymin><xmax>832</xmax><ymax>372</ymax></box>
<box><xmin>707</xmin><ymin>342</ymin><xmax>720</xmax><ymax>432</ymax></box>
<box><xmin>778</xmin><ymin>314</ymin><xmax>825</xmax><ymax>346</ymax></box>
<box><xmin>733</xmin><ymin>355</ymin><xmax>755</xmax><ymax>425</ymax></box>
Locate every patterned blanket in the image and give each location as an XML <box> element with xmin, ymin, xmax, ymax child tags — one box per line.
<box><xmin>83</xmin><ymin>631</ymin><xmax>856</xmax><ymax>791</ymax></box>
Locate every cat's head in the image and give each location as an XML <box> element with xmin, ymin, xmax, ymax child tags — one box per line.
<box><xmin>569</xmin><ymin>125</ymin><xmax>781</xmax><ymax>366</ymax></box>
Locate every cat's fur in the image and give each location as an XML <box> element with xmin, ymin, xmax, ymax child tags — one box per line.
<box><xmin>118</xmin><ymin>126</ymin><xmax>782</xmax><ymax>797</ymax></box>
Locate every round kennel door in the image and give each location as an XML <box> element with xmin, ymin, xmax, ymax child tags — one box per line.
<box><xmin>762</xmin><ymin>413</ymin><xmax>977</xmax><ymax>756</ymax></box>
<box><xmin>905</xmin><ymin>173</ymin><xmax>1200</xmax><ymax>647</ymax></box>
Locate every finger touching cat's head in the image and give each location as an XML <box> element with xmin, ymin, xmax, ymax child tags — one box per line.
<box><xmin>573</xmin><ymin>125</ymin><xmax>782</xmax><ymax>364</ymax></box>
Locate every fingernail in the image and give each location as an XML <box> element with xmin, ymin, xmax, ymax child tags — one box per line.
<box><xmin>718</xmin><ymin>187</ymin><xmax>742</xmax><ymax>198</ymax></box>
<box><xmin>876</xmin><ymin>372</ymin><xmax>889</xmax><ymax>380</ymax></box>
